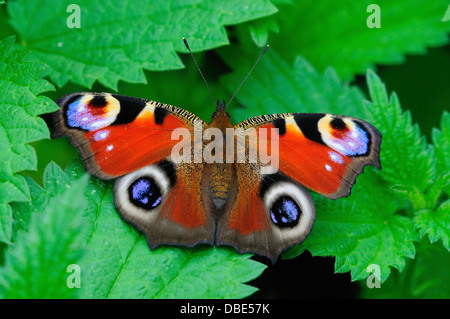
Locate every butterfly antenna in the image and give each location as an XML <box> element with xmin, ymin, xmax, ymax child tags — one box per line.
<box><xmin>183</xmin><ymin>37</ymin><xmax>216</xmax><ymax>105</ymax></box>
<box><xmin>225</xmin><ymin>45</ymin><xmax>269</xmax><ymax>110</ymax></box>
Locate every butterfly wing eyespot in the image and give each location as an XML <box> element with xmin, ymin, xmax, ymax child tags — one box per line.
<box><xmin>114</xmin><ymin>159</ymin><xmax>215</xmax><ymax>249</ymax></box>
<box><xmin>114</xmin><ymin>160</ymin><xmax>176</xmax><ymax>240</ymax></box>
<box><xmin>263</xmin><ymin>181</ymin><xmax>315</xmax><ymax>235</ymax></box>
<box><xmin>318</xmin><ymin>115</ymin><xmax>373</xmax><ymax>157</ymax></box>
<box><xmin>63</xmin><ymin>94</ymin><xmax>121</xmax><ymax>131</ymax></box>
<box><xmin>129</xmin><ymin>177</ymin><xmax>164</xmax><ymax>209</ymax></box>
<box><xmin>114</xmin><ymin>162</ymin><xmax>173</xmax><ymax>218</ymax></box>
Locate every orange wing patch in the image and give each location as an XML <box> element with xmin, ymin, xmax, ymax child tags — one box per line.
<box><xmin>282</xmin><ymin>120</ymin><xmax>351</xmax><ymax>196</ymax></box>
<box><xmin>84</xmin><ymin>110</ymin><xmax>187</xmax><ymax>177</ymax></box>
<box><xmin>160</xmin><ymin>163</ymin><xmax>207</xmax><ymax>229</ymax></box>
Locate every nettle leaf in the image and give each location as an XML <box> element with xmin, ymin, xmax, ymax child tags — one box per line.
<box><xmin>261</xmin><ymin>0</ymin><xmax>450</xmax><ymax>80</ymax></box>
<box><xmin>10</xmin><ymin>162</ymin><xmax>72</xmax><ymax>239</ymax></box>
<box><xmin>60</xmin><ymin>160</ymin><xmax>265</xmax><ymax>298</ymax></box>
<box><xmin>432</xmin><ymin>111</ymin><xmax>450</xmax><ymax>194</ymax></box>
<box><xmin>415</xmin><ymin>200</ymin><xmax>450</xmax><ymax>251</ymax></box>
<box><xmin>0</xmin><ymin>36</ymin><xmax>56</xmax><ymax>244</ymax></box>
<box><xmin>7</xmin><ymin>0</ymin><xmax>277</xmax><ymax>90</ymax></box>
<box><xmin>0</xmin><ymin>169</ymin><xmax>89</xmax><ymax>298</ymax></box>
<box><xmin>248</xmin><ymin>16</ymin><xmax>279</xmax><ymax>47</ymax></box>
<box><xmin>364</xmin><ymin>70</ymin><xmax>437</xmax><ymax>208</ymax></box>
<box><xmin>219</xmin><ymin>47</ymin><xmax>366</xmax><ymax>123</ymax></box>
<box><xmin>362</xmin><ymin>241</ymin><xmax>450</xmax><ymax>298</ymax></box>
<box><xmin>246</xmin><ymin>0</ymin><xmax>292</xmax><ymax>46</ymax></box>
<box><xmin>444</xmin><ymin>4</ymin><xmax>450</xmax><ymax>21</ymax></box>
<box><xmin>118</xmin><ymin>55</ymin><xmax>228</xmax><ymax>123</ymax></box>
<box><xmin>412</xmin><ymin>111</ymin><xmax>450</xmax><ymax>250</ymax></box>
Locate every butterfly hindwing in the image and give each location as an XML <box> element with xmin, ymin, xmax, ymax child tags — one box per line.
<box><xmin>114</xmin><ymin>159</ymin><xmax>215</xmax><ymax>248</ymax></box>
<box><xmin>216</xmin><ymin>163</ymin><xmax>316</xmax><ymax>262</ymax></box>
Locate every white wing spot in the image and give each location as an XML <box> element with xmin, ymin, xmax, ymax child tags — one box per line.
<box><xmin>329</xmin><ymin>151</ymin><xmax>344</xmax><ymax>164</ymax></box>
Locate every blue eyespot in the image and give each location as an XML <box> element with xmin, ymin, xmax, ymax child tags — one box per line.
<box><xmin>128</xmin><ymin>177</ymin><xmax>162</xmax><ymax>210</ymax></box>
<box><xmin>65</xmin><ymin>96</ymin><xmax>112</xmax><ymax>131</ymax></box>
<box><xmin>270</xmin><ymin>196</ymin><xmax>301</xmax><ymax>228</ymax></box>
<box><xmin>328</xmin><ymin>122</ymin><xmax>369</xmax><ymax>156</ymax></box>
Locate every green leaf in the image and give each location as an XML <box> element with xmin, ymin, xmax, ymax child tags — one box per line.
<box><xmin>246</xmin><ymin>0</ymin><xmax>293</xmax><ymax>47</ymax></box>
<box><xmin>10</xmin><ymin>176</ymin><xmax>48</xmax><ymax>240</ymax></box>
<box><xmin>118</xmin><ymin>54</ymin><xmax>227</xmax><ymax>123</ymax></box>
<box><xmin>362</xmin><ymin>241</ymin><xmax>450</xmax><ymax>298</ymax></box>
<box><xmin>443</xmin><ymin>4</ymin><xmax>450</xmax><ymax>21</ymax></box>
<box><xmin>263</xmin><ymin>0</ymin><xmax>450</xmax><ymax>80</ymax></box>
<box><xmin>65</xmin><ymin>160</ymin><xmax>266</xmax><ymax>298</ymax></box>
<box><xmin>0</xmin><ymin>36</ymin><xmax>56</xmax><ymax>243</ymax></box>
<box><xmin>219</xmin><ymin>47</ymin><xmax>367</xmax><ymax>123</ymax></box>
<box><xmin>410</xmin><ymin>111</ymin><xmax>450</xmax><ymax>250</ymax></box>
<box><xmin>415</xmin><ymin>200</ymin><xmax>450</xmax><ymax>251</ymax></box>
<box><xmin>364</xmin><ymin>70</ymin><xmax>437</xmax><ymax>208</ymax></box>
<box><xmin>10</xmin><ymin>162</ymin><xmax>72</xmax><ymax>238</ymax></box>
<box><xmin>248</xmin><ymin>11</ymin><xmax>280</xmax><ymax>47</ymax></box>
<box><xmin>432</xmin><ymin>111</ymin><xmax>450</xmax><ymax>194</ymax></box>
<box><xmin>0</xmin><ymin>170</ymin><xmax>89</xmax><ymax>298</ymax></box>
<box><xmin>7</xmin><ymin>0</ymin><xmax>277</xmax><ymax>90</ymax></box>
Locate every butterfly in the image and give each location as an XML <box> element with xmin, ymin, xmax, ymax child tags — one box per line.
<box><xmin>52</xmin><ymin>91</ymin><xmax>381</xmax><ymax>262</ymax></box>
<box><xmin>51</xmin><ymin>43</ymin><xmax>381</xmax><ymax>263</ymax></box>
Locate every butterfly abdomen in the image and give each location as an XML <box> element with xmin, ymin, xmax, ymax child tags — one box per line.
<box><xmin>210</xmin><ymin>163</ymin><xmax>232</xmax><ymax>210</ymax></box>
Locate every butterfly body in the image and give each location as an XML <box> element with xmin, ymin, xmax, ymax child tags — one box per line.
<box><xmin>53</xmin><ymin>92</ymin><xmax>381</xmax><ymax>262</ymax></box>
<box><xmin>204</xmin><ymin>105</ymin><xmax>235</xmax><ymax>210</ymax></box>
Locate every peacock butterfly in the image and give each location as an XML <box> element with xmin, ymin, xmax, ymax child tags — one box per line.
<box><xmin>52</xmin><ymin>42</ymin><xmax>381</xmax><ymax>263</ymax></box>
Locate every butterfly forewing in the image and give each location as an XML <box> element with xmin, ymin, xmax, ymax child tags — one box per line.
<box><xmin>235</xmin><ymin>112</ymin><xmax>381</xmax><ymax>199</ymax></box>
<box><xmin>53</xmin><ymin>92</ymin><xmax>205</xmax><ymax>179</ymax></box>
